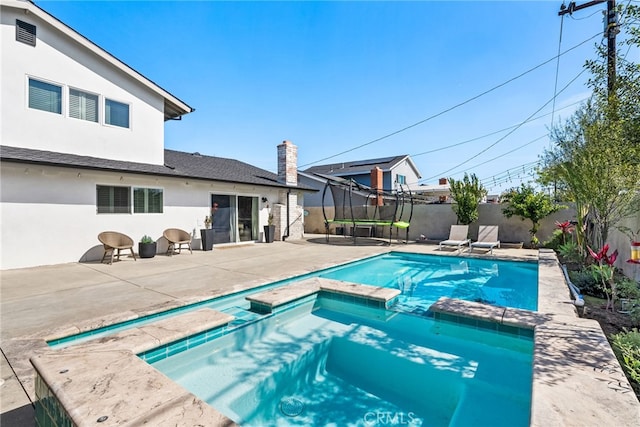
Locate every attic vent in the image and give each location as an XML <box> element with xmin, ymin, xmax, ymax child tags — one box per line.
<box><xmin>16</xmin><ymin>20</ymin><xmax>36</xmax><ymax>46</ymax></box>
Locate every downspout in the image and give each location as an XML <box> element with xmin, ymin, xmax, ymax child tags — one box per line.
<box><xmin>282</xmin><ymin>189</ymin><xmax>291</xmax><ymax>241</ymax></box>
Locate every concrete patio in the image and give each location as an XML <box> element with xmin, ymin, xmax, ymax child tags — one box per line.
<box><xmin>1</xmin><ymin>236</ymin><xmax>638</xmax><ymax>426</ymax></box>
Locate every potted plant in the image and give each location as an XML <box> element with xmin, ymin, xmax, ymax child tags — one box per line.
<box><xmin>200</xmin><ymin>203</ymin><xmax>219</xmax><ymax>251</ymax></box>
<box><xmin>138</xmin><ymin>235</ymin><xmax>157</xmax><ymax>258</ymax></box>
<box><xmin>201</xmin><ymin>217</ymin><xmax>214</xmax><ymax>251</ymax></box>
<box><xmin>264</xmin><ymin>210</ymin><xmax>275</xmax><ymax>243</ymax></box>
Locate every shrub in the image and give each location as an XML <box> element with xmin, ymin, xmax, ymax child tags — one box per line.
<box><xmin>569</xmin><ymin>268</ymin><xmax>606</xmax><ymax>298</ymax></box>
<box><xmin>611</xmin><ymin>328</ymin><xmax>640</xmax><ymax>384</ymax></box>
<box><xmin>543</xmin><ymin>230</ymin><xmax>564</xmax><ymax>251</ymax></box>
<box><xmin>618</xmin><ymin>278</ymin><xmax>640</xmax><ymax>300</ymax></box>
<box><xmin>557</xmin><ymin>241</ymin><xmax>583</xmax><ymax>264</ymax></box>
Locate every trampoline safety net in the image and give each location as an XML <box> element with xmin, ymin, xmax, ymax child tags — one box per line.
<box><xmin>319</xmin><ymin>175</ymin><xmax>413</xmax><ymax>244</ymax></box>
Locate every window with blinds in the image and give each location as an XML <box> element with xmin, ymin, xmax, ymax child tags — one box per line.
<box><xmin>105</xmin><ymin>99</ymin><xmax>130</xmax><ymax>128</ymax></box>
<box><xmin>69</xmin><ymin>89</ymin><xmax>98</xmax><ymax>122</ymax></box>
<box><xmin>28</xmin><ymin>78</ymin><xmax>62</xmax><ymax>114</ymax></box>
<box><xmin>96</xmin><ymin>185</ymin><xmax>131</xmax><ymax>214</ymax></box>
<box><xmin>16</xmin><ymin>20</ymin><xmax>36</xmax><ymax>46</ymax></box>
<box><xmin>133</xmin><ymin>188</ymin><xmax>163</xmax><ymax>213</ymax></box>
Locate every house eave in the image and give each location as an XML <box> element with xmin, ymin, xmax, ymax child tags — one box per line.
<box><xmin>0</xmin><ymin>146</ymin><xmax>316</xmax><ymax>192</ymax></box>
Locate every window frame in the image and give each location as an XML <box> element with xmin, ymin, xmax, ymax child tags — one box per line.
<box><xmin>68</xmin><ymin>87</ymin><xmax>100</xmax><ymax>123</ymax></box>
<box><xmin>27</xmin><ymin>77</ymin><xmax>63</xmax><ymax>115</ymax></box>
<box><xmin>104</xmin><ymin>98</ymin><xmax>131</xmax><ymax>129</ymax></box>
<box><xmin>96</xmin><ymin>185</ymin><xmax>131</xmax><ymax>214</ymax></box>
<box><xmin>133</xmin><ymin>187</ymin><xmax>164</xmax><ymax>214</ymax></box>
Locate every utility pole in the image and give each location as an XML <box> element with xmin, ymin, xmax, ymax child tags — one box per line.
<box><xmin>559</xmin><ymin>1</ymin><xmax>619</xmax><ymax>96</ymax></box>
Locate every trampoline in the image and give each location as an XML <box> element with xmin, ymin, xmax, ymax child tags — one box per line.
<box><xmin>319</xmin><ymin>174</ymin><xmax>413</xmax><ymax>244</ymax></box>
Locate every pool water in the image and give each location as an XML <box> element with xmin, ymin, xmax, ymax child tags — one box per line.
<box><xmin>320</xmin><ymin>252</ymin><xmax>538</xmax><ymax>312</ymax></box>
<box><xmin>48</xmin><ymin>252</ymin><xmax>538</xmax><ymax>349</ymax></box>
<box><xmin>153</xmin><ymin>298</ymin><xmax>533</xmax><ymax>426</ymax></box>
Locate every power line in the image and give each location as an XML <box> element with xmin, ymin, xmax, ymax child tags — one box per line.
<box><xmin>479</xmin><ymin>161</ymin><xmax>541</xmax><ymax>189</ymax></box>
<box><xmin>569</xmin><ymin>8</ymin><xmax>604</xmax><ymax>20</ymax></box>
<box><xmin>551</xmin><ymin>14</ymin><xmax>565</xmax><ymax>128</ymax></box>
<box><xmin>298</xmin><ymin>31</ymin><xmax>602</xmax><ymax>169</ymax></box>
<box><xmin>480</xmin><ymin>161</ymin><xmax>540</xmax><ymax>184</ymax></box>
<box><xmin>414</xmin><ymin>136</ymin><xmax>545</xmax><ymax>187</ymax></box>
<box><xmin>409</xmin><ymin>98</ymin><xmax>587</xmax><ymax>158</ymax></box>
<box><xmin>419</xmin><ymin>67</ymin><xmax>590</xmax><ymax>183</ymax></box>
<box><xmin>457</xmin><ymin>135</ymin><xmax>547</xmax><ymax>178</ymax></box>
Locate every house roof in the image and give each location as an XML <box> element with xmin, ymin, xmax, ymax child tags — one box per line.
<box><xmin>2</xmin><ymin>0</ymin><xmax>194</xmax><ymax>121</ymax></box>
<box><xmin>0</xmin><ymin>145</ymin><xmax>315</xmax><ymax>191</ymax></box>
<box><xmin>303</xmin><ymin>155</ymin><xmax>421</xmax><ymax>178</ymax></box>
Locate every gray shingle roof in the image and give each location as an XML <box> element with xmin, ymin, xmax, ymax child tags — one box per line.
<box><xmin>0</xmin><ymin>145</ymin><xmax>314</xmax><ymax>191</ymax></box>
<box><xmin>303</xmin><ymin>155</ymin><xmax>409</xmax><ymax>177</ymax></box>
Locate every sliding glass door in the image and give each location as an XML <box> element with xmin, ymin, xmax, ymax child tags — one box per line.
<box><xmin>211</xmin><ymin>194</ymin><xmax>258</xmax><ymax>243</ymax></box>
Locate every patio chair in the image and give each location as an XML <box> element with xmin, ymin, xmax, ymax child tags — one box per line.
<box><xmin>439</xmin><ymin>225</ymin><xmax>471</xmax><ymax>252</ymax></box>
<box><xmin>98</xmin><ymin>231</ymin><xmax>137</xmax><ymax>265</ymax></box>
<box><xmin>470</xmin><ymin>225</ymin><xmax>501</xmax><ymax>255</ymax></box>
<box><xmin>163</xmin><ymin>228</ymin><xmax>193</xmax><ymax>256</ymax></box>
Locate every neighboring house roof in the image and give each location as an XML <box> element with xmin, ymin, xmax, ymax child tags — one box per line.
<box><xmin>303</xmin><ymin>155</ymin><xmax>421</xmax><ymax>179</ymax></box>
<box><xmin>2</xmin><ymin>0</ymin><xmax>193</xmax><ymax>120</ymax></box>
<box><xmin>0</xmin><ymin>145</ymin><xmax>315</xmax><ymax>191</ymax></box>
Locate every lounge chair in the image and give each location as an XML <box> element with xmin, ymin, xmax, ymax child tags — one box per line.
<box><xmin>98</xmin><ymin>231</ymin><xmax>137</xmax><ymax>264</ymax></box>
<box><xmin>470</xmin><ymin>225</ymin><xmax>501</xmax><ymax>255</ymax></box>
<box><xmin>163</xmin><ymin>228</ymin><xmax>193</xmax><ymax>256</ymax></box>
<box><xmin>439</xmin><ymin>225</ymin><xmax>471</xmax><ymax>252</ymax></box>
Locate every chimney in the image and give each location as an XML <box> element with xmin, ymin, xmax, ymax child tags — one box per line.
<box><xmin>371</xmin><ymin>167</ymin><xmax>383</xmax><ymax>206</ymax></box>
<box><xmin>439</xmin><ymin>178</ymin><xmax>447</xmax><ymax>185</ymax></box>
<box><xmin>277</xmin><ymin>140</ymin><xmax>297</xmax><ymax>186</ymax></box>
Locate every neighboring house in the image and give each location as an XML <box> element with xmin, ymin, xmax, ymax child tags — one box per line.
<box><xmin>302</xmin><ymin>155</ymin><xmax>421</xmax><ymax>197</ymax></box>
<box><xmin>299</xmin><ymin>154</ymin><xmax>452</xmax><ymax>207</ymax></box>
<box><xmin>300</xmin><ymin>155</ymin><xmax>424</xmax><ymax>209</ymax></box>
<box><xmin>0</xmin><ymin>0</ymin><xmax>310</xmax><ymax>269</ymax></box>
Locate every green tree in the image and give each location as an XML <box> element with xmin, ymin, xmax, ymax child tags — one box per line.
<box><xmin>538</xmin><ymin>2</ymin><xmax>640</xmax><ymax>251</ymax></box>
<box><xmin>501</xmin><ymin>184</ymin><xmax>564</xmax><ymax>247</ymax></box>
<box><xmin>448</xmin><ymin>173</ymin><xmax>487</xmax><ymax>225</ymax></box>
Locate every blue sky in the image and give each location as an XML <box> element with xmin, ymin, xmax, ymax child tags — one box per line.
<box><xmin>38</xmin><ymin>1</ymin><xmax>637</xmax><ymax>193</ymax></box>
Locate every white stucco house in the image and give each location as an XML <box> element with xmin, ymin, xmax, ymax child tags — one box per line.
<box><xmin>0</xmin><ymin>0</ymin><xmax>310</xmax><ymax>270</ymax></box>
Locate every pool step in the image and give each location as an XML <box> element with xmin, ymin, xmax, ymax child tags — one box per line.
<box><xmin>68</xmin><ymin>308</ymin><xmax>235</xmax><ymax>354</ymax></box>
<box><xmin>222</xmin><ymin>306</ymin><xmax>263</xmax><ymax>326</ymax></box>
<box><xmin>246</xmin><ymin>278</ymin><xmax>401</xmax><ymax>314</ymax></box>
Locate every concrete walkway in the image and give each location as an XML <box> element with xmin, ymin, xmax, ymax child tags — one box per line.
<box><xmin>2</xmin><ymin>237</ymin><xmax>638</xmax><ymax>426</ymax></box>
<box><xmin>0</xmin><ymin>236</ymin><xmax>400</xmax><ymax>425</ymax></box>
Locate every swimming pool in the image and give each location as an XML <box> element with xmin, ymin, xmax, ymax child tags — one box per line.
<box><xmin>47</xmin><ymin>252</ymin><xmax>538</xmax><ymax>348</ymax></box>
<box><xmin>318</xmin><ymin>252</ymin><xmax>538</xmax><ymax>312</ymax></box>
<box><xmin>152</xmin><ymin>297</ymin><xmax>534</xmax><ymax>426</ymax></box>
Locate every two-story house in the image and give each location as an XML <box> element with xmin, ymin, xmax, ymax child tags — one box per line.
<box><xmin>0</xmin><ymin>0</ymin><xmax>309</xmax><ymax>269</ymax></box>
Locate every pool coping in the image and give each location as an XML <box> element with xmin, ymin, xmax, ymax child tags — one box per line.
<box><xmin>5</xmin><ymin>247</ymin><xmax>640</xmax><ymax>426</ymax></box>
